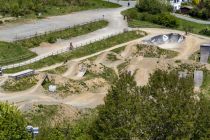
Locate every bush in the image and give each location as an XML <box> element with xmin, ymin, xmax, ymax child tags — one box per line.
<box><xmin>47</xmin><ymin>36</ymin><xmax>57</xmax><ymax>43</ymax></box>
<box><xmin>0</xmin><ymin>102</ymin><xmax>31</xmax><ymax>139</ymax></box>
<box><xmin>154</xmin><ymin>13</ymin><xmax>178</xmax><ymax>28</ymax></box>
<box><xmin>189</xmin><ymin>8</ymin><xmax>209</xmax><ymax>20</ymax></box>
<box><xmin>199</xmin><ymin>28</ymin><xmax>210</xmax><ymax>36</ymax></box>
<box><xmin>138</xmin><ymin>12</ymin><xmax>178</xmax><ymax>28</ymax></box>
<box><xmin>137</xmin><ymin>0</ymin><xmax>172</xmax><ymax>14</ymax></box>
<box><xmin>139</xmin><ymin>12</ymin><xmax>157</xmax><ymax>23</ymax></box>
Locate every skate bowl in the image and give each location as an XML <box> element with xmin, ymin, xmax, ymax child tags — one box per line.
<box><xmin>143</xmin><ymin>33</ymin><xmax>185</xmax><ymax>48</ymax></box>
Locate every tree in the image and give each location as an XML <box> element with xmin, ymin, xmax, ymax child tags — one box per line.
<box><xmin>93</xmin><ymin>70</ymin><xmax>210</xmax><ymax>139</ymax></box>
<box><xmin>138</xmin><ymin>70</ymin><xmax>210</xmax><ymax>139</ymax></box>
<box><xmin>193</xmin><ymin>0</ymin><xmax>201</xmax><ymax>5</ymax></box>
<box><xmin>0</xmin><ymin>102</ymin><xmax>31</xmax><ymax>140</ymax></box>
<box><xmin>93</xmin><ymin>73</ymin><xmax>140</xmax><ymax>139</ymax></box>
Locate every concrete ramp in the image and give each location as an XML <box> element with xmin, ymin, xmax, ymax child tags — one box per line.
<box><xmin>76</xmin><ymin>67</ymin><xmax>87</xmax><ymax>78</ymax></box>
<box><xmin>200</xmin><ymin>44</ymin><xmax>210</xmax><ymax>64</ymax></box>
<box><xmin>194</xmin><ymin>71</ymin><xmax>203</xmax><ymax>88</ymax></box>
<box><xmin>143</xmin><ymin>33</ymin><xmax>185</xmax><ymax>45</ymax></box>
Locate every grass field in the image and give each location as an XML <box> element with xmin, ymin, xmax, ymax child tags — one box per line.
<box><xmin>0</xmin><ymin>20</ymin><xmax>108</xmax><ymax>65</ymax></box>
<box><xmin>42</xmin><ymin>0</ymin><xmax>120</xmax><ymax>17</ymax></box>
<box><xmin>5</xmin><ymin>31</ymin><xmax>145</xmax><ymax>73</ymax></box>
<box><xmin>0</xmin><ymin>0</ymin><xmax>120</xmax><ymax>20</ymax></box>
<box><xmin>0</xmin><ymin>42</ymin><xmax>36</xmax><ymax>65</ymax></box>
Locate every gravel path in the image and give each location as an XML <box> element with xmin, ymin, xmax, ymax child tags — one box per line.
<box><xmin>172</xmin><ymin>13</ymin><xmax>210</xmax><ymax>25</ymax></box>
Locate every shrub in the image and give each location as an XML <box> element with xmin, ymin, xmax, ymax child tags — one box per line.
<box><xmin>199</xmin><ymin>28</ymin><xmax>210</xmax><ymax>36</ymax></box>
<box><xmin>137</xmin><ymin>0</ymin><xmax>172</xmax><ymax>14</ymax></box>
<box><xmin>139</xmin><ymin>12</ymin><xmax>157</xmax><ymax>23</ymax></box>
<box><xmin>154</xmin><ymin>13</ymin><xmax>178</xmax><ymax>28</ymax></box>
<box><xmin>189</xmin><ymin>8</ymin><xmax>209</xmax><ymax>20</ymax></box>
<box><xmin>47</xmin><ymin>36</ymin><xmax>57</xmax><ymax>43</ymax></box>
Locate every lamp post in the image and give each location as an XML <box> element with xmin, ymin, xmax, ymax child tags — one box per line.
<box><xmin>26</xmin><ymin>125</ymin><xmax>39</xmax><ymax>140</ymax></box>
<box><xmin>0</xmin><ymin>67</ymin><xmax>2</xmax><ymax>76</ymax></box>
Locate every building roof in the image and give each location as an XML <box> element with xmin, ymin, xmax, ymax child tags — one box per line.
<box><xmin>181</xmin><ymin>6</ymin><xmax>193</xmax><ymax>9</ymax></box>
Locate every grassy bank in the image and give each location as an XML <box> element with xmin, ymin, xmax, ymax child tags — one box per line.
<box><xmin>0</xmin><ymin>42</ymin><xmax>36</xmax><ymax>65</ymax></box>
<box><xmin>1</xmin><ymin>76</ymin><xmax>38</xmax><ymax>92</ymax></box>
<box><xmin>122</xmin><ymin>8</ymin><xmax>210</xmax><ymax>35</ymax></box>
<box><xmin>5</xmin><ymin>31</ymin><xmax>146</xmax><ymax>73</ymax></box>
<box><xmin>0</xmin><ymin>0</ymin><xmax>120</xmax><ymax>20</ymax></box>
<box><xmin>17</xmin><ymin>20</ymin><xmax>109</xmax><ymax>48</ymax></box>
<box><xmin>0</xmin><ymin>20</ymin><xmax>108</xmax><ymax>65</ymax></box>
<box><xmin>137</xmin><ymin>44</ymin><xmax>178</xmax><ymax>59</ymax></box>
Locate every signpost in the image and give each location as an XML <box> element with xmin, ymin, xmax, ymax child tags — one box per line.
<box><xmin>26</xmin><ymin>125</ymin><xmax>39</xmax><ymax>140</ymax></box>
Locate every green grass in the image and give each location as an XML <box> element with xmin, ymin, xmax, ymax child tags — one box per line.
<box><xmin>111</xmin><ymin>46</ymin><xmax>126</xmax><ymax>53</ymax></box>
<box><xmin>122</xmin><ymin>8</ymin><xmax>210</xmax><ymax>35</ymax></box>
<box><xmin>46</xmin><ymin>65</ymin><xmax>68</xmax><ymax>75</ymax></box>
<box><xmin>127</xmin><ymin>19</ymin><xmax>163</xmax><ymax>28</ymax></box>
<box><xmin>5</xmin><ymin>31</ymin><xmax>145</xmax><ymax>73</ymax></box>
<box><xmin>117</xmin><ymin>61</ymin><xmax>129</xmax><ymax>73</ymax></box>
<box><xmin>24</xmin><ymin>105</ymin><xmax>59</xmax><ymax>127</ymax></box>
<box><xmin>107</xmin><ymin>53</ymin><xmax>119</xmax><ymax>61</ymax></box>
<box><xmin>136</xmin><ymin>45</ymin><xmax>178</xmax><ymax>59</ymax></box>
<box><xmin>0</xmin><ymin>42</ymin><xmax>36</xmax><ymax>65</ymax></box>
<box><xmin>0</xmin><ymin>20</ymin><xmax>108</xmax><ymax>65</ymax></box>
<box><xmin>201</xmin><ymin>70</ymin><xmax>210</xmax><ymax>94</ymax></box>
<box><xmin>0</xmin><ymin>0</ymin><xmax>120</xmax><ymax>20</ymax></box>
<box><xmin>1</xmin><ymin>76</ymin><xmax>38</xmax><ymax>92</ymax></box>
<box><xmin>43</xmin><ymin>0</ymin><xmax>120</xmax><ymax>17</ymax></box>
<box><xmin>85</xmin><ymin>65</ymin><xmax>117</xmax><ymax>83</ymax></box>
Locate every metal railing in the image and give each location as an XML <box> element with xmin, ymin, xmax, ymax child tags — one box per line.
<box><xmin>2</xmin><ymin>28</ymin><xmax>136</xmax><ymax>70</ymax></box>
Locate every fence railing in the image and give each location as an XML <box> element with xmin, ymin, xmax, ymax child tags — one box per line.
<box><xmin>14</xmin><ymin>18</ymin><xmax>104</xmax><ymax>41</ymax></box>
<box><xmin>0</xmin><ymin>18</ymin><xmax>104</xmax><ymax>65</ymax></box>
<box><xmin>2</xmin><ymin>28</ymin><xmax>137</xmax><ymax>70</ymax></box>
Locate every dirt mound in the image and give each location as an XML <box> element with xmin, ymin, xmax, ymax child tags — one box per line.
<box><xmin>94</xmin><ymin>52</ymin><xmax>109</xmax><ymax>64</ymax></box>
<box><xmin>120</xmin><ymin>44</ymin><xmax>138</xmax><ymax>58</ymax></box>
<box><xmin>52</xmin><ymin>104</ymin><xmax>80</xmax><ymax>125</ymax></box>
<box><xmin>24</xmin><ymin>104</ymin><xmax>79</xmax><ymax>127</ymax></box>
<box><xmin>175</xmin><ymin>35</ymin><xmax>209</xmax><ymax>60</ymax></box>
<box><xmin>63</xmin><ymin>61</ymin><xmax>80</xmax><ymax>78</ymax></box>
<box><xmin>85</xmin><ymin>77</ymin><xmax>108</xmax><ymax>92</ymax></box>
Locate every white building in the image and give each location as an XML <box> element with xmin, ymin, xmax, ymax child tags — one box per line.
<box><xmin>170</xmin><ymin>0</ymin><xmax>190</xmax><ymax>11</ymax></box>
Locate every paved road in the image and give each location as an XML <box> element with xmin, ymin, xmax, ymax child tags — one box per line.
<box><xmin>0</xmin><ymin>0</ymin><xmax>136</xmax><ymax>42</ymax></box>
<box><xmin>172</xmin><ymin>13</ymin><xmax>210</xmax><ymax>25</ymax></box>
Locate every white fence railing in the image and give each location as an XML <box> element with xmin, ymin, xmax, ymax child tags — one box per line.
<box><xmin>2</xmin><ymin>28</ymin><xmax>136</xmax><ymax>70</ymax></box>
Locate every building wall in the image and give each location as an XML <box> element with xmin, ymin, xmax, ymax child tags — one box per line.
<box><xmin>170</xmin><ymin>0</ymin><xmax>190</xmax><ymax>11</ymax></box>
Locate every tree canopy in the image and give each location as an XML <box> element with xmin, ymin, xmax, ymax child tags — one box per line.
<box><xmin>136</xmin><ymin>0</ymin><xmax>172</xmax><ymax>14</ymax></box>
<box><xmin>93</xmin><ymin>70</ymin><xmax>210</xmax><ymax>139</ymax></box>
<box><xmin>0</xmin><ymin>102</ymin><xmax>30</xmax><ymax>140</ymax></box>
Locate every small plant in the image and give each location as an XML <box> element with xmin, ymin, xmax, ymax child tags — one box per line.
<box><xmin>47</xmin><ymin>37</ymin><xmax>57</xmax><ymax>43</ymax></box>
